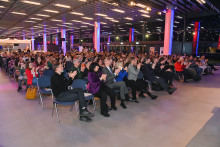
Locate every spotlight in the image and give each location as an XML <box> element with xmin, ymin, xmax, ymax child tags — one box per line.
<box><xmin>157</xmin><ymin>11</ymin><xmax>162</xmax><ymax>15</ymax></box>
<box><xmin>145</xmin><ymin>34</ymin><xmax>149</xmax><ymax>38</ymax></box>
<box><xmin>146</xmin><ymin>7</ymin><xmax>151</xmax><ymax>11</ymax></box>
<box><xmin>129</xmin><ymin>1</ymin><xmax>136</xmax><ymax>6</ymax></box>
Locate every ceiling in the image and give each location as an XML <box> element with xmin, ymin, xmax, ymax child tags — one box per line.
<box><xmin>0</xmin><ymin>0</ymin><xmax>219</xmax><ymax>39</ymax></box>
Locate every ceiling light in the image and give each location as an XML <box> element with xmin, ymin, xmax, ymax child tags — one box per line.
<box><xmin>36</xmin><ymin>14</ymin><xmax>50</xmax><ymax>17</ymax></box>
<box><xmin>141</xmin><ymin>14</ymin><xmax>150</xmax><ymax>18</ymax></box>
<box><xmin>126</xmin><ymin>23</ymin><xmax>132</xmax><ymax>25</ymax></box>
<box><xmin>111</xmin><ymin>20</ymin><xmax>119</xmax><ymax>22</ymax></box>
<box><xmin>112</xmin><ymin>9</ymin><xmax>125</xmax><ymax>13</ymax></box>
<box><xmin>80</xmin><ymin>26</ymin><xmax>87</xmax><ymax>28</ymax></box>
<box><xmin>104</xmin><ymin>16</ymin><xmax>114</xmax><ymax>20</ymax></box>
<box><xmin>78</xmin><ymin>0</ymin><xmax>86</xmax><ymax>2</ymax></box>
<box><xmin>145</xmin><ymin>34</ymin><xmax>149</xmax><ymax>38</ymax></box>
<box><xmin>51</xmin><ymin>19</ymin><xmax>62</xmax><ymax>22</ymax></box>
<box><xmin>44</xmin><ymin>9</ymin><xmax>59</xmax><ymax>13</ymax></box>
<box><xmin>0</xmin><ymin>0</ymin><xmax>9</xmax><ymax>2</ymax></box>
<box><xmin>157</xmin><ymin>11</ymin><xmax>162</xmax><ymax>15</ymax></box>
<box><xmin>71</xmin><ymin>20</ymin><xmax>82</xmax><ymax>22</ymax></box>
<box><xmin>95</xmin><ymin>13</ymin><xmax>107</xmax><ymax>17</ymax></box>
<box><xmin>64</xmin><ymin>22</ymin><xmax>72</xmax><ymax>25</ymax></box>
<box><xmin>124</xmin><ymin>17</ymin><xmax>133</xmax><ymax>20</ymax></box>
<box><xmin>101</xmin><ymin>22</ymin><xmax>107</xmax><ymax>24</ymax></box>
<box><xmin>70</xmin><ymin>11</ymin><xmax>84</xmax><ymax>15</ymax></box>
<box><xmin>22</xmin><ymin>0</ymin><xmax>41</xmax><ymax>5</ymax></box>
<box><xmin>30</xmin><ymin>17</ymin><xmax>42</xmax><ymax>20</ymax></box>
<box><xmin>174</xmin><ymin>21</ymin><xmax>180</xmax><ymax>23</ymax></box>
<box><xmin>11</xmin><ymin>12</ymin><xmax>26</xmax><ymax>15</ymax></box>
<box><xmin>120</xmin><ymin>42</ymin><xmax>123</xmax><ymax>44</ymax></box>
<box><xmin>0</xmin><ymin>6</ymin><xmax>5</xmax><ymax>8</ymax></box>
<box><xmin>24</xmin><ymin>20</ymin><xmax>36</xmax><ymax>23</ymax></box>
<box><xmin>54</xmin><ymin>3</ymin><xmax>71</xmax><ymax>8</ymax></box>
<box><xmin>156</xmin><ymin>18</ymin><xmax>163</xmax><ymax>21</ymax></box>
<box><xmin>138</xmin><ymin>10</ymin><xmax>149</xmax><ymax>14</ymax></box>
<box><xmin>129</xmin><ymin>1</ymin><xmax>136</xmax><ymax>6</ymax></box>
<box><xmin>82</xmin><ymin>17</ymin><xmax>93</xmax><ymax>20</ymax></box>
<box><xmin>136</xmin><ymin>3</ymin><xmax>147</xmax><ymax>8</ymax></box>
<box><xmin>146</xmin><ymin>7</ymin><xmax>151</xmax><ymax>11</ymax></box>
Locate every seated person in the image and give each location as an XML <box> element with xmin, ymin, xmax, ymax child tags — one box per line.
<box><xmin>102</xmin><ymin>57</ymin><xmax>129</xmax><ymax>109</ymax></box>
<box><xmin>88</xmin><ymin>63</ymin><xmax>117</xmax><ymax>117</ymax></box>
<box><xmin>17</xmin><ymin>61</ymin><xmax>28</xmax><ymax>91</ymax></box>
<box><xmin>72</xmin><ymin>59</ymin><xmax>88</xmax><ymax>79</ymax></box>
<box><xmin>25</xmin><ymin>62</ymin><xmax>38</xmax><ymax>87</ymax></box>
<box><xmin>142</xmin><ymin>57</ymin><xmax>176</xmax><ymax>95</ymax></box>
<box><xmin>51</xmin><ymin>62</ymin><xmax>94</xmax><ymax>122</ymax></box>
<box><xmin>127</xmin><ymin>57</ymin><xmax>158</xmax><ymax>101</ymax></box>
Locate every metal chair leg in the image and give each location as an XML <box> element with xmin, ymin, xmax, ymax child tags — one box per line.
<box><xmin>52</xmin><ymin>102</ymin><xmax>55</xmax><ymax>117</ymax></box>
<box><xmin>75</xmin><ymin>102</ymin><xmax>79</xmax><ymax>116</ymax></box>
<box><xmin>93</xmin><ymin>98</ymin><xmax>96</xmax><ymax>110</ymax></box>
<box><xmin>54</xmin><ymin>103</ymin><xmax>60</xmax><ymax>123</ymax></box>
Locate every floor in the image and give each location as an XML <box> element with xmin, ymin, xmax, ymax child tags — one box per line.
<box><xmin>0</xmin><ymin>68</ymin><xmax>220</xmax><ymax>147</ymax></box>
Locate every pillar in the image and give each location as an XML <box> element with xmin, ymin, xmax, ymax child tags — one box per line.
<box><xmin>181</xmin><ymin>15</ymin><xmax>186</xmax><ymax>54</ymax></box>
<box><xmin>192</xmin><ymin>22</ymin><xmax>200</xmax><ymax>55</ymax></box>
<box><xmin>142</xmin><ymin>21</ymin><xmax>146</xmax><ymax>41</ymax></box>
<box><xmin>218</xmin><ymin>34</ymin><xmax>220</xmax><ymax>49</ymax></box>
<box><xmin>31</xmin><ymin>36</ymin><xmax>35</xmax><ymax>51</ymax></box>
<box><xmin>55</xmin><ymin>34</ymin><xmax>58</xmax><ymax>45</ymax></box>
<box><xmin>164</xmin><ymin>9</ymin><xmax>174</xmax><ymax>55</ymax></box>
<box><xmin>94</xmin><ymin>22</ymin><xmax>100</xmax><ymax>52</ymax></box>
<box><xmin>70</xmin><ymin>34</ymin><xmax>74</xmax><ymax>49</ymax></box>
<box><xmin>79</xmin><ymin>30</ymin><xmax>82</xmax><ymax>46</ymax></box>
<box><xmin>129</xmin><ymin>28</ymin><xmax>134</xmax><ymax>52</ymax></box>
<box><xmin>43</xmin><ymin>33</ymin><xmax>47</xmax><ymax>52</ymax></box>
<box><xmin>61</xmin><ymin>29</ymin><xmax>66</xmax><ymax>55</ymax></box>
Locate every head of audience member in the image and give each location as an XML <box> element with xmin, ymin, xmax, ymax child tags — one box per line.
<box><xmin>144</xmin><ymin>57</ymin><xmax>151</xmax><ymax>64</ymax></box>
<box><xmin>26</xmin><ymin>62</ymin><xmax>33</xmax><ymax>70</ymax></box>
<box><xmin>98</xmin><ymin>59</ymin><xmax>103</xmax><ymax>67</ymax></box>
<box><xmin>73</xmin><ymin>59</ymin><xmax>80</xmax><ymax>68</ymax></box>
<box><xmin>178</xmin><ymin>57</ymin><xmax>184</xmax><ymax>63</ymax></box>
<box><xmin>130</xmin><ymin>57</ymin><xmax>137</xmax><ymax>66</ymax></box>
<box><xmin>53</xmin><ymin>62</ymin><xmax>63</xmax><ymax>75</ymax></box>
<box><xmin>89</xmin><ymin>62</ymin><xmax>99</xmax><ymax>73</ymax></box>
<box><xmin>35</xmin><ymin>56</ymin><xmax>42</xmax><ymax>66</ymax></box>
<box><xmin>104</xmin><ymin>57</ymin><xmax>112</xmax><ymax>67</ymax></box>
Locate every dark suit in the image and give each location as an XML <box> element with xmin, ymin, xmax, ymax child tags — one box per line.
<box><xmin>102</xmin><ymin>66</ymin><xmax>128</xmax><ymax>100</ymax></box>
<box><xmin>141</xmin><ymin>63</ymin><xmax>169</xmax><ymax>91</ymax></box>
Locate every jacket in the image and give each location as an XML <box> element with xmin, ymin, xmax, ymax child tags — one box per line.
<box><xmin>141</xmin><ymin>63</ymin><xmax>155</xmax><ymax>81</ymax></box>
<box><xmin>127</xmin><ymin>64</ymin><xmax>140</xmax><ymax>81</ymax></box>
<box><xmin>87</xmin><ymin>72</ymin><xmax>102</xmax><ymax>94</ymax></box>
<box><xmin>116</xmin><ymin>69</ymin><xmax>128</xmax><ymax>82</ymax></box>
<box><xmin>102</xmin><ymin>66</ymin><xmax>116</xmax><ymax>87</ymax></box>
<box><xmin>26</xmin><ymin>68</ymin><xmax>38</xmax><ymax>85</ymax></box>
<box><xmin>51</xmin><ymin>72</ymin><xmax>73</xmax><ymax>97</ymax></box>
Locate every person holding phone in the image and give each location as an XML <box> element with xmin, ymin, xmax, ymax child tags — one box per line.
<box><xmin>88</xmin><ymin>63</ymin><xmax>117</xmax><ymax>117</ymax></box>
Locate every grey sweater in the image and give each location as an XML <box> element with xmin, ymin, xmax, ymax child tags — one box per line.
<box><xmin>128</xmin><ymin>64</ymin><xmax>140</xmax><ymax>81</ymax></box>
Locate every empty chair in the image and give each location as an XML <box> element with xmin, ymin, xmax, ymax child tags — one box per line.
<box><xmin>37</xmin><ymin>75</ymin><xmax>53</xmax><ymax>108</ymax></box>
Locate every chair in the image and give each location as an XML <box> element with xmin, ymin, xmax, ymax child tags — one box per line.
<box><xmin>71</xmin><ymin>79</ymin><xmax>96</xmax><ymax>110</ymax></box>
<box><xmin>37</xmin><ymin>76</ymin><xmax>53</xmax><ymax>108</ymax></box>
<box><xmin>51</xmin><ymin>91</ymin><xmax>79</xmax><ymax>123</ymax></box>
<box><xmin>43</xmin><ymin>70</ymin><xmax>54</xmax><ymax>77</ymax></box>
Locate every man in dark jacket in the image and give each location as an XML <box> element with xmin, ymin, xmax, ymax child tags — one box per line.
<box><xmin>141</xmin><ymin>57</ymin><xmax>177</xmax><ymax>95</ymax></box>
<box><xmin>51</xmin><ymin>62</ymin><xmax>94</xmax><ymax>122</ymax></box>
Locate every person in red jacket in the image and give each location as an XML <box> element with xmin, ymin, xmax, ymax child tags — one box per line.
<box><xmin>25</xmin><ymin>62</ymin><xmax>39</xmax><ymax>86</ymax></box>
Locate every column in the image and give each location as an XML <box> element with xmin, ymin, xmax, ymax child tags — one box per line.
<box><xmin>94</xmin><ymin>22</ymin><xmax>100</xmax><ymax>52</ymax></box>
<box><xmin>61</xmin><ymin>29</ymin><xmax>66</xmax><ymax>55</ymax></box>
<box><xmin>70</xmin><ymin>34</ymin><xmax>74</xmax><ymax>49</ymax></box>
<box><xmin>50</xmin><ymin>34</ymin><xmax>53</xmax><ymax>45</ymax></box>
<box><xmin>55</xmin><ymin>34</ymin><xmax>58</xmax><ymax>45</ymax></box>
<box><xmin>181</xmin><ymin>15</ymin><xmax>186</xmax><ymax>54</ymax></box>
<box><xmin>43</xmin><ymin>33</ymin><xmax>47</xmax><ymax>52</ymax></box>
<box><xmin>79</xmin><ymin>30</ymin><xmax>82</xmax><ymax>46</ymax></box>
<box><xmin>164</xmin><ymin>9</ymin><xmax>174</xmax><ymax>55</ymax></box>
<box><xmin>129</xmin><ymin>28</ymin><xmax>134</xmax><ymax>52</ymax></box>
<box><xmin>218</xmin><ymin>34</ymin><xmax>220</xmax><ymax>49</ymax></box>
<box><xmin>192</xmin><ymin>22</ymin><xmax>200</xmax><ymax>55</ymax></box>
<box><xmin>31</xmin><ymin>36</ymin><xmax>35</xmax><ymax>51</ymax></box>
<box><xmin>142</xmin><ymin>21</ymin><xmax>146</xmax><ymax>41</ymax></box>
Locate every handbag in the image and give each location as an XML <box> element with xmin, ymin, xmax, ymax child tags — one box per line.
<box><xmin>26</xmin><ymin>87</ymin><xmax>37</xmax><ymax>99</ymax></box>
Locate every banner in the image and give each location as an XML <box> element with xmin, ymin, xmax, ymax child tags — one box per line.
<box><xmin>149</xmin><ymin>47</ymin><xmax>155</xmax><ymax>55</ymax></box>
